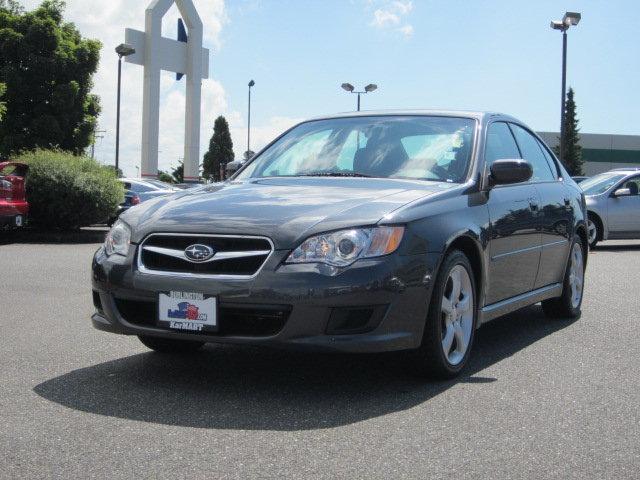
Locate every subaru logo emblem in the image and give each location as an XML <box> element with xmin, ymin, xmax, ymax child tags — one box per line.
<box><xmin>184</xmin><ymin>244</ymin><xmax>215</xmax><ymax>262</ymax></box>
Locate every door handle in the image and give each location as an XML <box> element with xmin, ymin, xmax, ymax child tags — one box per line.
<box><xmin>528</xmin><ymin>197</ymin><xmax>539</xmax><ymax>211</ymax></box>
<box><xmin>564</xmin><ymin>198</ymin><xmax>572</xmax><ymax>210</ymax></box>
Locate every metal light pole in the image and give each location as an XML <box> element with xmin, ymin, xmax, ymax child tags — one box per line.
<box><xmin>341</xmin><ymin>83</ymin><xmax>378</xmax><ymax>111</ymax></box>
<box><xmin>115</xmin><ymin>44</ymin><xmax>136</xmax><ymax>173</ymax></box>
<box><xmin>247</xmin><ymin>80</ymin><xmax>255</xmax><ymax>155</ymax></box>
<box><xmin>550</xmin><ymin>12</ymin><xmax>581</xmax><ymax>164</ymax></box>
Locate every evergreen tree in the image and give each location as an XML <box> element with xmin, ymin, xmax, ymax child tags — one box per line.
<box><xmin>171</xmin><ymin>161</ymin><xmax>184</xmax><ymax>183</ymax></box>
<box><xmin>202</xmin><ymin>116</ymin><xmax>234</xmax><ymax>181</ymax></box>
<box><xmin>0</xmin><ymin>1</ymin><xmax>101</xmax><ymax>155</ymax></box>
<box><xmin>555</xmin><ymin>87</ymin><xmax>583</xmax><ymax>176</ymax></box>
<box><xmin>158</xmin><ymin>170</ymin><xmax>175</xmax><ymax>184</ymax></box>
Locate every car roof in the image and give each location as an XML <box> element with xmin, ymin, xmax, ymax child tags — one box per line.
<box><xmin>610</xmin><ymin>167</ymin><xmax>640</xmax><ymax>173</ymax></box>
<box><xmin>305</xmin><ymin>109</ymin><xmax>519</xmax><ymax>123</ymax></box>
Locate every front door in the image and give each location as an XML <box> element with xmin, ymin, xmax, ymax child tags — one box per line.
<box><xmin>486</xmin><ymin>184</ymin><xmax>542</xmax><ymax>304</ymax></box>
<box><xmin>607</xmin><ymin>175</ymin><xmax>640</xmax><ymax>237</ymax></box>
<box><xmin>484</xmin><ymin>122</ymin><xmax>542</xmax><ymax>305</ymax></box>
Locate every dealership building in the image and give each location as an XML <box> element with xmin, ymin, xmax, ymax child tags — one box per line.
<box><xmin>537</xmin><ymin>132</ymin><xmax>640</xmax><ymax>176</ymax></box>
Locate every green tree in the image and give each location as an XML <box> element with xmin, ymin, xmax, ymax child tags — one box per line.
<box><xmin>171</xmin><ymin>161</ymin><xmax>184</xmax><ymax>183</ymax></box>
<box><xmin>555</xmin><ymin>87</ymin><xmax>583</xmax><ymax>176</ymax></box>
<box><xmin>202</xmin><ymin>115</ymin><xmax>234</xmax><ymax>181</ymax></box>
<box><xmin>158</xmin><ymin>170</ymin><xmax>175</xmax><ymax>184</ymax></box>
<box><xmin>0</xmin><ymin>0</ymin><xmax>101</xmax><ymax>156</ymax></box>
<box><xmin>0</xmin><ymin>1</ymin><xmax>22</xmax><ymax>14</ymax></box>
<box><xmin>0</xmin><ymin>83</ymin><xmax>6</xmax><ymax>121</ymax></box>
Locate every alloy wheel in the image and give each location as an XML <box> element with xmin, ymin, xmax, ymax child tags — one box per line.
<box><xmin>440</xmin><ymin>265</ymin><xmax>474</xmax><ymax>365</ymax></box>
<box><xmin>569</xmin><ymin>242</ymin><xmax>584</xmax><ymax>309</ymax></box>
<box><xmin>587</xmin><ymin>219</ymin><xmax>597</xmax><ymax>245</ymax></box>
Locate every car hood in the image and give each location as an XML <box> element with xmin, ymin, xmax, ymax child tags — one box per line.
<box><xmin>123</xmin><ymin>177</ymin><xmax>451</xmax><ymax>248</ymax></box>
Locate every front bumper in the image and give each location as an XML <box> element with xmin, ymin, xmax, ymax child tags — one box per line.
<box><xmin>91</xmin><ymin>244</ymin><xmax>441</xmax><ymax>353</ymax></box>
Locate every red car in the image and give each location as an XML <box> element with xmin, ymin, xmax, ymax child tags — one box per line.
<box><xmin>0</xmin><ymin>161</ymin><xmax>29</xmax><ymax>228</ymax></box>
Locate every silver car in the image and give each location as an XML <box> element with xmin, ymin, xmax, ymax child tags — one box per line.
<box><xmin>120</xmin><ymin>178</ymin><xmax>178</xmax><ymax>202</ymax></box>
<box><xmin>582</xmin><ymin>168</ymin><xmax>640</xmax><ymax>247</ymax></box>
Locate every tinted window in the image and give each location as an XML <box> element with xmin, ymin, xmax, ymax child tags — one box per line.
<box><xmin>536</xmin><ymin>138</ymin><xmax>559</xmax><ymax>179</ymax></box>
<box><xmin>485</xmin><ymin>122</ymin><xmax>520</xmax><ymax>166</ymax></box>
<box><xmin>237</xmin><ymin>116</ymin><xmax>476</xmax><ymax>183</ymax></box>
<box><xmin>510</xmin><ymin>124</ymin><xmax>555</xmax><ymax>182</ymax></box>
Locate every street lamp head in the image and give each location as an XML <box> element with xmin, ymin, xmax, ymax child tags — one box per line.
<box><xmin>248</xmin><ymin>80</ymin><xmax>255</xmax><ymax>87</ymax></box>
<box><xmin>115</xmin><ymin>43</ymin><xmax>136</xmax><ymax>57</ymax></box>
<box><xmin>364</xmin><ymin>83</ymin><xmax>378</xmax><ymax>93</ymax></box>
<box><xmin>550</xmin><ymin>20</ymin><xmax>565</xmax><ymax>31</ymax></box>
<box><xmin>341</xmin><ymin>83</ymin><xmax>354</xmax><ymax>92</ymax></box>
<box><xmin>563</xmin><ymin>11</ymin><xmax>581</xmax><ymax>26</ymax></box>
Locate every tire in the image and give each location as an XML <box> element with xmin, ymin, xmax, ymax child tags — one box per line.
<box><xmin>413</xmin><ymin>250</ymin><xmax>477</xmax><ymax>379</ymax></box>
<box><xmin>138</xmin><ymin>335</ymin><xmax>205</xmax><ymax>353</ymax></box>
<box><xmin>587</xmin><ymin>214</ymin><xmax>600</xmax><ymax>249</ymax></box>
<box><xmin>542</xmin><ymin>235</ymin><xmax>585</xmax><ymax>319</ymax></box>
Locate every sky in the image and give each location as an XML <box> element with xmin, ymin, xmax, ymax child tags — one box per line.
<box><xmin>19</xmin><ymin>0</ymin><xmax>640</xmax><ymax>177</ymax></box>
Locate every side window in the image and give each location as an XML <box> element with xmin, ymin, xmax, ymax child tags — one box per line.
<box><xmin>536</xmin><ymin>138</ymin><xmax>559</xmax><ymax>179</ymax></box>
<box><xmin>485</xmin><ymin>122</ymin><xmax>520</xmax><ymax>167</ymax></box>
<box><xmin>623</xmin><ymin>176</ymin><xmax>640</xmax><ymax>196</ymax></box>
<box><xmin>510</xmin><ymin>124</ymin><xmax>556</xmax><ymax>183</ymax></box>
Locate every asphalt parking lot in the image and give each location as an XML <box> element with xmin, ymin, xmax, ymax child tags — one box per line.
<box><xmin>1</xmin><ymin>238</ymin><xmax>639</xmax><ymax>479</ymax></box>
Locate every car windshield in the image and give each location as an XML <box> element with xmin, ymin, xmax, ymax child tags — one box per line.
<box><xmin>580</xmin><ymin>173</ymin><xmax>627</xmax><ymax>195</ymax></box>
<box><xmin>236</xmin><ymin>115</ymin><xmax>477</xmax><ymax>183</ymax></box>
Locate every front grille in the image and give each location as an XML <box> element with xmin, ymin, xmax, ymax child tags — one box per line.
<box><xmin>114</xmin><ymin>298</ymin><xmax>290</xmax><ymax>337</ymax></box>
<box><xmin>138</xmin><ymin>234</ymin><xmax>273</xmax><ymax>277</ymax></box>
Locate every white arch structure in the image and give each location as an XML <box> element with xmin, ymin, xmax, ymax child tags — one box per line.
<box><xmin>124</xmin><ymin>0</ymin><xmax>210</xmax><ymax>182</ymax></box>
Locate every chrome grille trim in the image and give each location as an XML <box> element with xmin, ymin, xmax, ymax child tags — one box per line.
<box><xmin>137</xmin><ymin>233</ymin><xmax>275</xmax><ymax>279</ymax></box>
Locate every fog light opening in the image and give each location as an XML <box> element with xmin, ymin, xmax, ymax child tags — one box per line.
<box><xmin>326</xmin><ymin>305</ymin><xmax>387</xmax><ymax>335</ymax></box>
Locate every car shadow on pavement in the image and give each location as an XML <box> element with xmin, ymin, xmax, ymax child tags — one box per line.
<box><xmin>591</xmin><ymin>243</ymin><xmax>640</xmax><ymax>252</ymax></box>
<box><xmin>34</xmin><ymin>305</ymin><xmax>575</xmax><ymax>431</ymax></box>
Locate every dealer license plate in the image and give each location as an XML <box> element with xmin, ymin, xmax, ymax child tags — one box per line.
<box><xmin>158</xmin><ymin>291</ymin><xmax>217</xmax><ymax>332</ymax></box>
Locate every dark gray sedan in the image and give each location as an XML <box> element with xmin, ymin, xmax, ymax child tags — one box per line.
<box><xmin>92</xmin><ymin>111</ymin><xmax>588</xmax><ymax>378</ymax></box>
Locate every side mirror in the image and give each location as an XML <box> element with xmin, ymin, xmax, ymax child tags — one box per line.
<box><xmin>225</xmin><ymin>160</ymin><xmax>244</xmax><ymax>177</ymax></box>
<box><xmin>489</xmin><ymin>159</ymin><xmax>533</xmax><ymax>186</ymax></box>
<box><xmin>613</xmin><ymin>187</ymin><xmax>631</xmax><ymax>197</ymax></box>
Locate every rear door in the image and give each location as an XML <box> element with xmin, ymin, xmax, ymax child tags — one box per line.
<box><xmin>485</xmin><ymin>122</ymin><xmax>542</xmax><ymax>304</ymax></box>
<box><xmin>607</xmin><ymin>175</ymin><xmax>640</xmax><ymax>236</ymax></box>
<box><xmin>509</xmin><ymin>124</ymin><xmax>572</xmax><ymax>289</ymax></box>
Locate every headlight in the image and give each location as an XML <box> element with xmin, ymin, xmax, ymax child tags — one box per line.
<box><xmin>286</xmin><ymin>226</ymin><xmax>405</xmax><ymax>267</ymax></box>
<box><xmin>104</xmin><ymin>220</ymin><xmax>131</xmax><ymax>256</ymax></box>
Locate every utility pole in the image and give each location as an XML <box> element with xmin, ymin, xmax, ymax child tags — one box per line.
<box><xmin>91</xmin><ymin>129</ymin><xmax>106</xmax><ymax>160</ymax></box>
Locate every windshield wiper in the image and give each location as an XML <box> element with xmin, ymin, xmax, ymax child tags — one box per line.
<box><xmin>297</xmin><ymin>171</ymin><xmax>372</xmax><ymax>178</ymax></box>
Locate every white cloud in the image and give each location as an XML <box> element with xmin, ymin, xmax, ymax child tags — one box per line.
<box><xmin>392</xmin><ymin>0</ymin><xmax>413</xmax><ymax>15</ymax></box>
<box><xmin>398</xmin><ymin>24</ymin><xmax>414</xmax><ymax>37</ymax></box>
<box><xmin>371</xmin><ymin>9</ymin><xmax>400</xmax><ymax>28</ymax></box>
<box><xmin>368</xmin><ymin>1</ymin><xmax>414</xmax><ymax>38</ymax></box>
